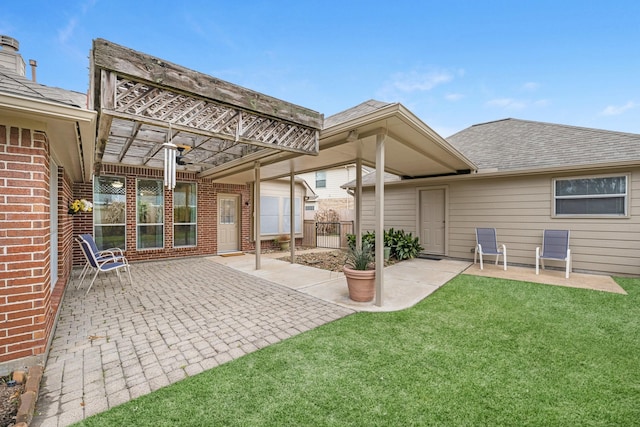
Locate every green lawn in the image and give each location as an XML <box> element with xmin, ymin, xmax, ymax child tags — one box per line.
<box><xmin>75</xmin><ymin>275</ymin><xmax>640</xmax><ymax>426</ymax></box>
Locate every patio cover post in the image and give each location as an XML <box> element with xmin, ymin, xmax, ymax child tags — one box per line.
<box><xmin>255</xmin><ymin>161</ymin><xmax>261</xmax><ymax>270</ymax></box>
<box><xmin>289</xmin><ymin>170</ymin><xmax>295</xmax><ymax>262</ymax></box>
<box><xmin>355</xmin><ymin>158</ymin><xmax>362</xmax><ymax>250</ymax></box>
<box><xmin>375</xmin><ymin>132</ymin><xmax>385</xmax><ymax>307</ymax></box>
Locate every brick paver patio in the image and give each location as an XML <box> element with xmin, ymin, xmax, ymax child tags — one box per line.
<box><xmin>31</xmin><ymin>257</ymin><xmax>354</xmax><ymax>426</ymax></box>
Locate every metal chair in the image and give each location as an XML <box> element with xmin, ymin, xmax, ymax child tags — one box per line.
<box><xmin>536</xmin><ymin>229</ymin><xmax>571</xmax><ymax>278</ymax></box>
<box><xmin>474</xmin><ymin>228</ymin><xmax>507</xmax><ymax>270</ymax></box>
<box><xmin>76</xmin><ymin>234</ymin><xmax>126</xmax><ymax>288</ymax></box>
<box><xmin>76</xmin><ymin>235</ymin><xmax>132</xmax><ymax>295</ymax></box>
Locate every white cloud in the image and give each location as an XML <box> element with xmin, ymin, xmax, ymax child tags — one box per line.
<box><xmin>445</xmin><ymin>93</ymin><xmax>464</xmax><ymax>101</ymax></box>
<box><xmin>57</xmin><ymin>18</ymin><xmax>77</xmax><ymax>44</ymax></box>
<box><xmin>522</xmin><ymin>82</ymin><xmax>540</xmax><ymax>91</ymax></box>
<box><xmin>486</xmin><ymin>98</ymin><xmax>526</xmax><ymax>109</ymax></box>
<box><xmin>390</xmin><ymin>69</ymin><xmax>454</xmax><ymax>93</ymax></box>
<box><xmin>601</xmin><ymin>101</ymin><xmax>638</xmax><ymax>116</ymax></box>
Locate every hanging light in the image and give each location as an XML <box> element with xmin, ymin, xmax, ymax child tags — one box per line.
<box><xmin>163</xmin><ymin>123</ymin><xmax>177</xmax><ymax>190</ymax></box>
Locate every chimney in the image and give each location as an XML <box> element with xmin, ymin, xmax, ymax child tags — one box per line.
<box><xmin>0</xmin><ymin>35</ymin><xmax>27</xmax><ymax>77</ymax></box>
<box><xmin>29</xmin><ymin>59</ymin><xmax>37</xmax><ymax>82</ymax></box>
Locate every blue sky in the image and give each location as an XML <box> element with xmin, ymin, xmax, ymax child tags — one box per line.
<box><xmin>1</xmin><ymin>0</ymin><xmax>639</xmax><ymax>137</ymax></box>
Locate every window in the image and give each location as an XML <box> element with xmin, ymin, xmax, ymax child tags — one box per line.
<box><xmin>554</xmin><ymin>175</ymin><xmax>627</xmax><ymax>216</ymax></box>
<box><xmin>260</xmin><ymin>196</ymin><xmax>302</xmax><ymax>235</ymax></box>
<box><xmin>174</xmin><ymin>182</ymin><xmax>197</xmax><ymax>247</ymax></box>
<box><xmin>315</xmin><ymin>171</ymin><xmax>326</xmax><ymax>188</ymax></box>
<box><xmin>137</xmin><ymin>179</ymin><xmax>164</xmax><ymax>249</ymax></box>
<box><xmin>220</xmin><ymin>197</ymin><xmax>236</xmax><ymax>224</ymax></box>
<box><xmin>93</xmin><ymin>176</ymin><xmax>126</xmax><ymax>250</ymax></box>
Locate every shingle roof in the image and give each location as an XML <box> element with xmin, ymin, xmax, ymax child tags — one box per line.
<box><xmin>324</xmin><ymin>99</ymin><xmax>393</xmax><ymax>128</ymax></box>
<box><xmin>447</xmin><ymin>118</ymin><xmax>640</xmax><ymax>171</ymax></box>
<box><xmin>0</xmin><ymin>67</ymin><xmax>87</xmax><ymax>108</ymax></box>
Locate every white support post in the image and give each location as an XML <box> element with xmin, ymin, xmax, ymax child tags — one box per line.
<box><xmin>375</xmin><ymin>133</ymin><xmax>385</xmax><ymax>307</ymax></box>
<box><xmin>290</xmin><ymin>170</ymin><xmax>295</xmax><ymax>263</ymax></box>
<box><xmin>254</xmin><ymin>161</ymin><xmax>261</xmax><ymax>270</ymax></box>
<box><xmin>355</xmin><ymin>158</ymin><xmax>362</xmax><ymax>250</ymax></box>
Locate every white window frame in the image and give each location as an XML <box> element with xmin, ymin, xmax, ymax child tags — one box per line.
<box><xmin>315</xmin><ymin>171</ymin><xmax>327</xmax><ymax>189</ymax></box>
<box><xmin>173</xmin><ymin>182</ymin><xmax>197</xmax><ymax>248</ymax></box>
<box><xmin>136</xmin><ymin>178</ymin><xmax>165</xmax><ymax>249</ymax></box>
<box><xmin>259</xmin><ymin>195</ymin><xmax>303</xmax><ymax>237</ymax></box>
<box><xmin>553</xmin><ymin>174</ymin><xmax>629</xmax><ymax>218</ymax></box>
<box><xmin>93</xmin><ymin>175</ymin><xmax>127</xmax><ymax>251</ymax></box>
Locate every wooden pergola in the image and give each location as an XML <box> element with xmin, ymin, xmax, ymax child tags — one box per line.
<box><xmin>89</xmin><ymin>39</ymin><xmax>323</xmax><ymax>177</ymax></box>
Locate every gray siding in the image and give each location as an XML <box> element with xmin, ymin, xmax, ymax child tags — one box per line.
<box><xmin>361</xmin><ymin>186</ymin><xmax>417</xmax><ymax>234</ymax></box>
<box><xmin>360</xmin><ymin>168</ymin><xmax>640</xmax><ymax>275</ymax></box>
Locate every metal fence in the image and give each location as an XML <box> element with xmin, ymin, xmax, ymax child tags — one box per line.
<box><xmin>315</xmin><ymin>221</ymin><xmax>353</xmax><ymax>249</ymax></box>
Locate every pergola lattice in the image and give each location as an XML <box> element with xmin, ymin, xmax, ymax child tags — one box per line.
<box><xmin>90</xmin><ymin>39</ymin><xmax>322</xmax><ymax>177</ymax></box>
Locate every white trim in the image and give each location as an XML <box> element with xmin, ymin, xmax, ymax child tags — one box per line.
<box><xmin>552</xmin><ymin>173</ymin><xmax>629</xmax><ymax>218</ymax></box>
<box><xmin>415</xmin><ymin>185</ymin><xmax>449</xmax><ymax>256</ymax></box>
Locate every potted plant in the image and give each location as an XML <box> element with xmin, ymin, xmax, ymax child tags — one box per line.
<box><xmin>343</xmin><ymin>241</ymin><xmax>375</xmax><ymax>302</ymax></box>
<box><xmin>274</xmin><ymin>234</ymin><xmax>291</xmax><ymax>251</ymax></box>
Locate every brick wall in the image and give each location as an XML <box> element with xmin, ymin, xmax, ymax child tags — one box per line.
<box><xmin>70</xmin><ymin>164</ymin><xmax>255</xmax><ymax>266</ymax></box>
<box><xmin>0</xmin><ymin>125</ymin><xmax>52</xmax><ymax>365</ymax></box>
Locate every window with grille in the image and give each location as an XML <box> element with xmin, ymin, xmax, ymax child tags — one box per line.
<box><xmin>220</xmin><ymin>198</ymin><xmax>236</xmax><ymax>224</ymax></box>
<box><xmin>137</xmin><ymin>179</ymin><xmax>164</xmax><ymax>249</ymax></box>
<box><xmin>315</xmin><ymin>171</ymin><xmax>326</xmax><ymax>188</ymax></box>
<box><xmin>554</xmin><ymin>175</ymin><xmax>627</xmax><ymax>216</ymax></box>
<box><xmin>93</xmin><ymin>176</ymin><xmax>126</xmax><ymax>250</ymax></box>
<box><xmin>174</xmin><ymin>182</ymin><xmax>197</xmax><ymax>247</ymax></box>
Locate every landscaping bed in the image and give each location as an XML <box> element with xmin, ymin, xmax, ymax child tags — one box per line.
<box><xmin>0</xmin><ymin>375</ymin><xmax>22</xmax><ymax>427</ymax></box>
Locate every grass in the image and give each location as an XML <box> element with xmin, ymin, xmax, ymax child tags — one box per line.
<box><xmin>74</xmin><ymin>275</ymin><xmax>640</xmax><ymax>426</ymax></box>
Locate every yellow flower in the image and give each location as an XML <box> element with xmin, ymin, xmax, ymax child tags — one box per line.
<box><xmin>69</xmin><ymin>199</ymin><xmax>93</xmax><ymax>215</ymax></box>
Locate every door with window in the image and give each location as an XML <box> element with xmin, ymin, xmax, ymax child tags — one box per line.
<box><xmin>218</xmin><ymin>194</ymin><xmax>239</xmax><ymax>253</ymax></box>
<box><xmin>420</xmin><ymin>189</ymin><xmax>446</xmax><ymax>255</ymax></box>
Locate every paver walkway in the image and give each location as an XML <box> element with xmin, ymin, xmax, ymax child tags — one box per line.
<box><xmin>31</xmin><ymin>257</ymin><xmax>354</xmax><ymax>426</ymax></box>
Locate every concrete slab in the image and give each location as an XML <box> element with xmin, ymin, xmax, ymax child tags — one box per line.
<box><xmin>463</xmin><ymin>263</ymin><xmax>626</xmax><ymax>294</ymax></box>
<box><xmin>210</xmin><ymin>252</ymin><xmax>472</xmax><ymax>312</ymax></box>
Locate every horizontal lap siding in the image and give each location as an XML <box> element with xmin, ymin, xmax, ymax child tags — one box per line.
<box><xmin>450</xmin><ymin>171</ymin><xmax>640</xmax><ymax>275</ymax></box>
<box><xmin>360</xmin><ymin>168</ymin><xmax>640</xmax><ymax>275</ymax></box>
<box><xmin>361</xmin><ymin>187</ymin><xmax>417</xmax><ymax>233</ymax></box>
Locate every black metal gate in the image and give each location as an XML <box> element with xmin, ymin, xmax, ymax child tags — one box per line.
<box><xmin>315</xmin><ymin>221</ymin><xmax>353</xmax><ymax>249</ymax></box>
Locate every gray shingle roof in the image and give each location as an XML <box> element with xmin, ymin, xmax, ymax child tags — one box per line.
<box><xmin>0</xmin><ymin>67</ymin><xmax>87</xmax><ymax>108</ymax></box>
<box><xmin>447</xmin><ymin>118</ymin><xmax>640</xmax><ymax>171</ymax></box>
<box><xmin>324</xmin><ymin>99</ymin><xmax>393</xmax><ymax>128</ymax></box>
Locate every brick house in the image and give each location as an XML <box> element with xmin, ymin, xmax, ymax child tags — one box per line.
<box><xmin>0</xmin><ymin>37</ymin><xmax>322</xmax><ymax>374</ymax></box>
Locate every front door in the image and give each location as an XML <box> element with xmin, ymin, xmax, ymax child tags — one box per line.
<box><xmin>420</xmin><ymin>189</ymin><xmax>445</xmax><ymax>255</ymax></box>
<box><xmin>218</xmin><ymin>194</ymin><xmax>239</xmax><ymax>253</ymax></box>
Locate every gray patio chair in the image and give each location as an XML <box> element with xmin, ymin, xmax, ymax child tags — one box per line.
<box><xmin>536</xmin><ymin>229</ymin><xmax>571</xmax><ymax>278</ymax></box>
<box><xmin>474</xmin><ymin>227</ymin><xmax>507</xmax><ymax>270</ymax></box>
<box><xmin>76</xmin><ymin>233</ymin><xmax>126</xmax><ymax>290</ymax></box>
<box><xmin>77</xmin><ymin>235</ymin><xmax>132</xmax><ymax>295</ymax></box>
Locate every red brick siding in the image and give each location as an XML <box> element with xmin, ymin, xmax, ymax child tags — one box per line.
<box><xmin>69</xmin><ymin>164</ymin><xmax>256</xmax><ymax>266</ymax></box>
<box><xmin>0</xmin><ymin>125</ymin><xmax>51</xmax><ymax>364</ymax></box>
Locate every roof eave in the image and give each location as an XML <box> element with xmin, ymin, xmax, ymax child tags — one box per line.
<box><xmin>0</xmin><ymin>92</ymin><xmax>97</xmax><ymax>182</ymax></box>
<box><xmin>321</xmin><ymin>102</ymin><xmax>477</xmax><ymax>172</ymax></box>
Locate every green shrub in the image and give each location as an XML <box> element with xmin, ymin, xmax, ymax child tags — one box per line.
<box><xmin>347</xmin><ymin>229</ymin><xmax>423</xmax><ymax>261</ymax></box>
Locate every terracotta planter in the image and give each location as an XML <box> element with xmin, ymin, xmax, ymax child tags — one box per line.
<box><xmin>279</xmin><ymin>240</ymin><xmax>290</xmax><ymax>251</ymax></box>
<box><xmin>343</xmin><ymin>265</ymin><xmax>375</xmax><ymax>302</ymax></box>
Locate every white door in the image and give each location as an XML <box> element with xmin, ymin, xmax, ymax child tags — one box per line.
<box><xmin>218</xmin><ymin>194</ymin><xmax>239</xmax><ymax>253</ymax></box>
<box><xmin>50</xmin><ymin>158</ymin><xmax>59</xmax><ymax>289</ymax></box>
<box><xmin>420</xmin><ymin>189</ymin><xmax>445</xmax><ymax>255</ymax></box>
